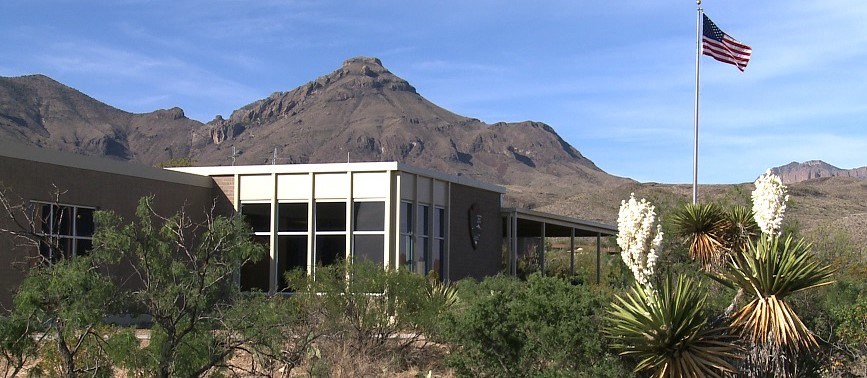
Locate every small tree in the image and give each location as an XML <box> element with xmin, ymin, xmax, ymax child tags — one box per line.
<box><xmin>92</xmin><ymin>196</ymin><xmax>267</xmax><ymax>377</ymax></box>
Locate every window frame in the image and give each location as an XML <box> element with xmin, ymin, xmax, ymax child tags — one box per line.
<box><xmin>31</xmin><ymin>201</ymin><xmax>96</xmax><ymax>261</ymax></box>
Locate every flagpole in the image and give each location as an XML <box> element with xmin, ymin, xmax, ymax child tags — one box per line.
<box><xmin>693</xmin><ymin>0</ymin><xmax>702</xmax><ymax>204</ymax></box>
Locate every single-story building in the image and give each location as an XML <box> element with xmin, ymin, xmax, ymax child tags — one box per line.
<box><xmin>0</xmin><ymin>139</ymin><xmax>617</xmax><ymax>305</ymax></box>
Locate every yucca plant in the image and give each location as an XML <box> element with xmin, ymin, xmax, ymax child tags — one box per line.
<box><xmin>722</xmin><ymin>205</ymin><xmax>759</xmax><ymax>257</ymax></box>
<box><xmin>725</xmin><ymin>235</ymin><xmax>834</xmax><ymax>352</ymax></box>
<box><xmin>606</xmin><ymin>274</ymin><xmax>740</xmax><ymax>378</ymax></box>
<box><xmin>671</xmin><ymin>203</ymin><xmax>728</xmax><ymax>270</ymax></box>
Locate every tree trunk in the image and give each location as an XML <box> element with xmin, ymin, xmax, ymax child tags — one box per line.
<box><xmin>55</xmin><ymin>323</ymin><xmax>76</xmax><ymax>378</ymax></box>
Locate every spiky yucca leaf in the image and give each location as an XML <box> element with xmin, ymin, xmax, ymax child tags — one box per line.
<box><xmin>672</xmin><ymin>203</ymin><xmax>728</xmax><ymax>270</ymax></box>
<box><xmin>727</xmin><ymin>235</ymin><xmax>834</xmax><ymax>351</ymax></box>
<box><xmin>723</xmin><ymin>205</ymin><xmax>759</xmax><ymax>256</ymax></box>
<box><xmin>606</xmin><ymin>275</ymin><xmax>740</xmax><ymax>378</ymax></box>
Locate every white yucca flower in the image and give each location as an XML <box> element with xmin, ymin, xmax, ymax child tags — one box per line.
<box><xmin>751</xmin><ymin>169</ymin><xmax>789</xmax><ymax>237</ymax></box>
<box><xmin>617</xmin><ymin>193</ymin><xmax>663</xmax><ymax>289</ymax></box>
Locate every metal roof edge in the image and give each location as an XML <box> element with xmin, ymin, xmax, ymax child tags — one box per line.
<box><xmin>0</xmin><ymin>140</ymin><xmax>214</xmax><ymax>188</ymax></box>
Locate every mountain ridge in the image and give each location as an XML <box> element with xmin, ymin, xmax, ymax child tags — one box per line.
<box><xmin>770</xmin><ymin>160</ymin><xmax>867</xmax><ymax>184</ymax></box>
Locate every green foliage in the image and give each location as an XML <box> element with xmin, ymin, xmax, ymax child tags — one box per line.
<box><xmin>92</xmin><ymin>196</ymin><xmax>268</xmax><ymax>377</ymax></box>
<box><xmin>443</xmin><ymin>274</ymin><xmax>629</xmax><ymax>377</ymax></box>
<box><xmin>155</xmin><ymin>157</ymin><xmax>193</xmax><ymax>168</ymax></box>
<box><xmin>724</xmin><ymin>235</ymin><xmax>835</xmax><ymax>352</ymax></box>
<box><xmin>606</xmin><ymin>274</ymin><xmax>739</xmax><ymax>378</ymax></box>
<box><xmin>671</xmin><ymin>203</ymin><xmax>728</xmax><ymax>270</ymax></box>
<box><xmin>12</xmin><ymin>255</ymin><xmax>119</xmax><ymax>377</ymax></box>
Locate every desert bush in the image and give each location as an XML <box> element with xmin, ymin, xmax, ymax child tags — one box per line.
<box><xmin>285</xmin><ymin>261</ymin><xmax>456</xmax><ymax>376</ymax></box>
<box><xmin>442</xmin><ymin>274</ymin><xmax>629</xmax><ymax>377</ymax></box>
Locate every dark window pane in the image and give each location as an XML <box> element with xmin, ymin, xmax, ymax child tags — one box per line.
<box><xmin>240</xmin><ymin>235</ymin><xmax>271</xmax><ymax>292</ymax></box>
<box><xmin>432</xmin><ymin>239</ymin><xmax>444</xmax><ymax>280</ymax></box>
<box><xmin>315</xmin><ymin>235</ymin><xmax>345</xmax><ymax>266</ymax></box>
<box><xmin>76</xmin><ymin>208</ymin><xmax>95</xmax><ymax>237</ymax></box>
<box><xmin>401</xmin><ymin>202</ymin><xmax>412</xmax><ymax>233</ymax></box>
<box><xmin>55</xmin><ymin>206</ymin><xmax>72</xmax><ymax>236</ymax></box>
<box><xmin>278</xmin><ymin>203</ymin><xmax>308</xmax><ymax>232</ymax></box>
<box><xmin>435</xmin><ymin>208</ymin><xmax>445</xmax><ymax>238</ymax></box>
<box><xmin>353</xmin><ymin>235</ymin><xmax>384</xmax><ymax>265</ymax></box>
<box><xmin>418</xmin><ymin>205</ymin><xmax>430</xmax><ymax>236</ymax></box>
<box><xmin>316</xmin><ymin>203</ymin><xmax>346</xmax><ymax>231</ymax></box>
<box><xmin>277</xmin><ymin>235</ymin><xmax>307</xmax><ymax>291</ymax></box>
<box><xmin>75</xmin><ymin>239</ymin><xmax>93</xmax><ymax>257</ymax></box>
<box><xmin>241</xmin><ymin>203</ymin><xmax>271</xmax><ymax>233</ymax></box>
<box><xmin>354</xmin><ymin>202</ymin><xmax>384</xmax><ymax>231</ymax></box>
<box><xmin>39</xmin><ymin>204</ymin><xmax>52</xmax><ymax>234</ymax></box>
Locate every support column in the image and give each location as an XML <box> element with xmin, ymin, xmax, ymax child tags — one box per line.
<box><xmin>539</xmin><ymin>222</ymin><xmax>546</xmax><ymax>275</ymax></box>
<box><xmin>596</xmin><ymin>232</ymin><xmax>602</xmax><ymax>284</ymax></box>
<box><xmin>569</xmin><ymin>228</ymin><xmax>575</xmax><ymax>276</ymax></box>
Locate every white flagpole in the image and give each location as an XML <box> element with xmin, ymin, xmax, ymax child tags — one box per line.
<box><xmin>693</xmin><ymin>0</ymin><xmax>703</xmax><ymax>204</ymax></box>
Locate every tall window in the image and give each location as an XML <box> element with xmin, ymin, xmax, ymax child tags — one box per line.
<box><xmin>32</xmin><ymin>202</ymin><xmax>95</xmax><ymax>262</ymax></box>
<box><xmin>399</xmin><ymin>201</ymin><xmax>413</xmax><ymax>271</ymax></box>
<box><xmin>416</xmin><ymin>204</ymin><xmax>430</xmax><ymax>275</ymax></box>
<box><xmin>352</xmin><ymin>201</ymin><xmax>385</xmax><ymax>265</ymax></box>
<box><xmin>315</xmin><ymin>202</ymin><xmax>346</xmax><ymax>270</ymax></box>
<box><xmin>240</xmin><ymin>202</ymin><xmax>271</xmax><ymax>292</ymax></box>
<box><xmin>433</xmin><ymin>206</ymin><xmax>446</xmax><ymax>279</ymax></box>
<box><xmin>277</xmin><ymin>202</ymin><xmax>307</xmax><ymax>291</ymax></box>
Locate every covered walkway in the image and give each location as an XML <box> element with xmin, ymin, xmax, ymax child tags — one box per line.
<box><xmin>502</xmin><ymin>208</ymin><xmax>618</xmax><ymax>283</ymax></box>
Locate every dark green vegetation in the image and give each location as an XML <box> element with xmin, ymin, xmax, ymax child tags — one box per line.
<box><xmin>0</xmin><ymin>195</ymin><xmax>864</xmax><ymax>377</ymax></box>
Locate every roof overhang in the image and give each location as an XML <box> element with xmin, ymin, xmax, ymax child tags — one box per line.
<box><xmin>501</xmin><ymin>207</ymin><xmax>617</xmax><ymax>237</ymax></box>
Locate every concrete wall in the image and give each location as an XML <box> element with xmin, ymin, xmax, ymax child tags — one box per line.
<box><xmin>447</xmin><ymin>183</ymin><xmax>503</xmax><ymax>281</ymax></box>
<box><xmin>0</xmin><ymin>154</ymin><xmax>215</xmax><ymax>308</ymax></box>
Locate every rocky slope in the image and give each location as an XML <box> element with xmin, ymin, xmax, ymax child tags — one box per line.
<box><xmin>771</xmin><ymin>160</ymin><xmax>867</xmax><ymax>184</ymax></box>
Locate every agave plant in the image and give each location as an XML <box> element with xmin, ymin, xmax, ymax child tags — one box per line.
<box><xmin>671</xmin><ymin>203</ymin><xmax>728</xmax><ymax>270</ymax></box>
<box><xmin>606</xmin><ymin>274</ymin><xmax>740</xmax><ymax>378</ymax></box>
<box><xmin>726</xmin><ymin>235</ymin><xmax>834</xmax><ymax>352</ymax></box>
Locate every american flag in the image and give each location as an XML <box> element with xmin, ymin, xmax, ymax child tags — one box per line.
<box><xmin>702</xmin><ymin>14</ymin><xmax>751</xmax><ymax>72</ymax></box>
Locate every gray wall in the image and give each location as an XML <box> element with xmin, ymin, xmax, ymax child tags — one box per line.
<box><xmin>447</xmin><ymin>183</ymin><xmax>503</xmax><ymax>281</ymax></box>
<box><xmin>0</xmin><ymin>155</ymin><xmax>218</xmax><ymax>309</ymax></box>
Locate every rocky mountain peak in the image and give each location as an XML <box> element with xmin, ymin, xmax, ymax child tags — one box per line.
<box><xmin>770</xmin><ymin>160</ymin><xmax>867</xmax><ymax>184</ymax></box>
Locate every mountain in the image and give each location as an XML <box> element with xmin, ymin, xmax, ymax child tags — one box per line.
<box><xmin>770</xmin><ymin>160</ymin><xmax>867</xmax><ymax>184</ymax></box>
<box><xmin>0</xmin><ymin>74</ymin><xmax>199</xmax><ymax>165</ymax></box>
<box><xmin>1</xmin><ymin>57</ymin><xmax>631</xmax><ymax>212</ymax></box>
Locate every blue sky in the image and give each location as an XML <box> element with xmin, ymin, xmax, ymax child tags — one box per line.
<box><xmin>2</xmin><ymin>1</ymin><xmax>866</xmax><ymax>184</ymax></box>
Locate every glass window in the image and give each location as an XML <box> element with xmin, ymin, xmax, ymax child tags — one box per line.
<box><xmin>277</xmin><ymin>235</ymin><xmax>307</xmax><ymax>291</ymax></box>
<box><xmin>399</xmin><ymin>201</ymin><xmax>413</xmax><ymax>270</ymax></box>
<box><xmin>33</xmin><ymin>203</ymin><xmax>95</xmax><ymax>262</ymax></box>
<box><xmin>316</xmin><ymin>235</ymin><xmax>345</xmax><ymax>266</ymax></box>
<box><xmin>416</xmin><ymin>204</ymin><xmax>430</xmax><ymax>275</ymax></box>
<box><xmin>353</xmin><ymin>235</ymin><xmax>384</xmax><ymax>265</ymax></box>
<box><xmin>240</xmin><ymin>236</ymin><xmax>271</xmax><ymax>292</ymax></box>
<box><xmin>241</xmin><ymin>203</ymin><xmax>271</xmax><ymax>232</ymax></box>
<box><xmin>433</xmin><ymin>207</ymin><xmax>446</xmax><ymax>279</ymax></box>
<box><xmin>353</xmin><ymin>202</ymin><xmax>384</xmax><ymax>231</ymax></box>
<box><xmin>278</xmin><ymin>203</ymin><xmax>308</xmax><ymax>232</ymax></box>
<box><xmin>316</xmin><ymin>202</ymin><xmax>346</xmax><ymax>231</ymax></box>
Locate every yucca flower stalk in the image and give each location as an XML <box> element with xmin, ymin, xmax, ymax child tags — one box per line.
<box><xmin>616</xmin><ymin>193</ymin><xmax>663</xmax><ymax>290</ymax></box>
<box><xmin>751</xmin><ymin>170</ymin><xmax>788</xmax><ymax>238</ymax></box>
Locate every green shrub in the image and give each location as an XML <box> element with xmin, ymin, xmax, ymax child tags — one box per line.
<box><xmin>442</xmin><ymin>274</ymin><xmax>630</xmax><ymax>377</ymax></box>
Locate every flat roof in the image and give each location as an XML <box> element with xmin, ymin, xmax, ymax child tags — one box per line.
<box><xmin>170</xmin><ymin>161</ymin><xmax>506</xmax><ymax>194</ymax></box>
<box><xmin>0</xmin><ymin>140</ymin><xmax>214</xmax><ymax>188</ymax></box>
<box><xmin>502</xmin><ymin>207</ymin><xmax>618</xmax><ymax>237</ymax></box>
